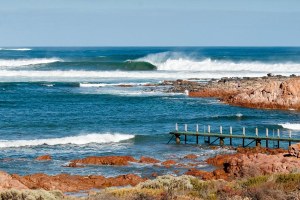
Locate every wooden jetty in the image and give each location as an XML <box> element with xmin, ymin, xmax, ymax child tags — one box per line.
<box><xmin>168</xmin><ymin>123</ymin><xmax>300</xmax><ymax>148</ymax></box>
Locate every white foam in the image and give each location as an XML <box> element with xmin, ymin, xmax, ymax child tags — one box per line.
<box><xmin>79</xmin><ymin>82</ymin><xmax>151</xmax><ymax>88</ymax></box>
<box><xmin>236</xmin><ymin>113</ymin><xmax>243</xmax><ymax>117</ymax></box>
<box><xmin>1</xmin><ymin>48</ymin><xmax>32</xmax><ymax>51</ymax></box>
<box><xmin>279</xmin><ymin>123</ymin><xmax>300</xmax><ymax>130</ymax></box>
<box><xmin>0</xmin><ymin>58</ymin><xmax>61</xmax><ymax>68</ymax></box>
<box><xmin>0</xmin><ymin>133</ymin><xmax>135</xmax><ymax>148</ymax></box>
<box><xmin>137</xmin><ymin>52</ymin><xmax>300</xmax><ymax>72</ymax></box>
<box><xmin>0</xmin><ymin>70</ymin><xmax>296</xmax><ymax>82</ymax></box>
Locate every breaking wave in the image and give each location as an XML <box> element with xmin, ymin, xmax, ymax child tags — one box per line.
<box><xmin>0</xmin><ymin>58</ymin><xmax>61</xmax><ymax>68</ymax></box>
<box><xmin>279</xmin><ymin>123</ymin><xmax>300</xmax><ymax>130</ymax></box>
<box><xmin>137</xmin><ymin>52</ymin><xmax>300</xmax><ymax>72</ymax></box>
<box><xmin>0</xmin><ymin>133</ymin><xmax>135</xmax><ymax>148</ymax></box>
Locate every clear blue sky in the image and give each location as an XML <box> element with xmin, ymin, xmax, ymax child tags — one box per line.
<box><xmin>0</xmin><ymin>0</ymin><xmax>300</xmax><ymax>46</ymax></box>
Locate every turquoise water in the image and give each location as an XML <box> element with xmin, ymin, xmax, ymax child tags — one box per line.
<box><xmin>0</xmin><ymin>47</ymin><xmax>300</xmax><ymax>177</ymax></box>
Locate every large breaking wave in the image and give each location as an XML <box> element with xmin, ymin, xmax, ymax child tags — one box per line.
<box><xmin>137</xmin><ymin>52</ymin><xmax>300</xmax><ymax>72</ymax></box>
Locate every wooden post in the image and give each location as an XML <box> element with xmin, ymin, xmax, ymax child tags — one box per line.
<box><xmin>220</xmin><ymin>126</ymin><xmax>222</xmax><ymax>134</ymax></box>
<box><xmin>175</xmin><ymin>123</ymin><xmax>178</xmax><ymax>132</ymax></box>
<box><xmin>256</xmin><ymin>139</ymin><xmax>261</xmax><ymax>147</ymax></box>
<box><xmin>277</xmin><ymin>129</ymin><xmax>280</xmax><ymax>138</ymax></box>
<box><xmin>208</xmin><ymin>125</ymin><xmax>211</xmax><ymax>143</ymax></box>
<box><xmin>243</xmin><ymin>127</ymin><xmax>245</xmax><ymax>136</ymax></box>
<box><xmin>255</xmin><ymin>128</ymin><xmax>258</xmax><ymax>137</ymax></box>
<box><xmin>196</xmin><ymin>135</ymin><xmax>199</xmax><ymax>144</ymax></box>
<box><xmin>185</xmin><ymin>124</ymin><xmax>188</xmax><ymax>132</ymax></box>
<box><xmin>277</xmin><ymin>140</ymin><xmax>280</xmax><ymax>148</ymax></box>
<box><xmin>175</xmin><ymin>134</ymin><xmax>180</xmax><ymax>144</ymax></box>
<box><xmin>289</xmin><ymin>130</ymin><xmax>292</xmax><ymax>146</ymax></box>
<box><xmin>230</xmin><ymin>126</ymin><xmax>232</xmax><ymax>146</ymax></box>
<box><xmin>196</xmin><ymin>124</ymin><xmax>199</xmax><ymax>133</ymax></box>
<box><xmin>242</xmin><ymin>138</ymin><xmax>245</xmax><ymax>147</ymax></box>
<box><xmin>220</xmin><ymin>137</ymin><xmax>224</xmax><ymax>146</ymax></box>
<box><xmin>266</xmin><ymin>128</ymin><xmax>269</xmax><ymax>148</ymax></box>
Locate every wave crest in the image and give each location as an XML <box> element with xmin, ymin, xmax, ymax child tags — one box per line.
<box><xmin>0</xmin><ymin>58</ymin><xmax>61</xmax><ymax>68</ymax></box>
<box><xmin>137</xmin><ymin>52</ymin><xmax>300</xmax><ymax>72</ymax></box>
<box><xmin>0</xmin><ymin>133</ymin><xmax>135</xmax><ymax>148</ymax></box>
<box><xmin>279</xmin><ymin>123</ymin><xmax>300</xmax><ymax>130</ymax></box>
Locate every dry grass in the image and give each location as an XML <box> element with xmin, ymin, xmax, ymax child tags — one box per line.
<box><xmin>0</xmin><ymin>189</ymin><xmax>70</xmax><ymax>200</ymax></box>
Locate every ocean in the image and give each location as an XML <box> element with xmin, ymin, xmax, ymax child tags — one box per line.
<box><xmin>0</xmin><ymin>47</ymin><xmax>300</xmax><ymax>177</ymax></box>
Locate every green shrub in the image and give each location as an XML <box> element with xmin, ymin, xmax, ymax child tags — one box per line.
<box><xmin>0</xmin><ymin>189</ymin><xmax>67</xmax><ymax>200</ymax></box>
<box><xmin>242</xmin><ymin>175</ymin><xmax>268</xmax><ymax>188</ymax></box>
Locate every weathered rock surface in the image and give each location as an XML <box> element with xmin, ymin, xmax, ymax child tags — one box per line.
<box><xmin>36</xmin><ymin>155</ymin><xmax>52</xmax><ymax>161</ymax></box>
<box><xmin>184</xmin><ymin>154</ymin><xmax>198</xmax><ymax>160</ymax></box>
<box><xmin>139</xmin><ymin>156</ymin><xmax>160</xmax><ymax>164</ymax></box>
<box><xmin>288</xmin><ymin>143</ymin><xmax>300</xmax><ymax>158</ymax></box>
<box><xmin>13</xmin><ymin>173</ymin><xmax>146</xmax><ymax>192</ymax></box>
<box><xmin>68</xmin><ymin>156</ymin><xmax>137</xmax><ymax>167</ymax></box>
<box><xmin>166</xmin><ymin>76</ymin><xmax>300</xmax><ymax>110</ymax></box>
<box><xmin>0</xmin><ymin>171</ymin><xmax>28</xmax><ymax>190</ymax></box>
<box><xmin>206</xmin><ymin>147</ymin><xmax>299</xmax><ymax>178</ymax></box>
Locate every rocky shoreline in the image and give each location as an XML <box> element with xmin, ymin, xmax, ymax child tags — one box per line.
<box><xmin>162</xmin><ymin>74</ymin><xmax>300</xmax><ymax>110</ymax></box>
<box><xmin>1</xmin><ymin>143</ymin><xmax>300</xmax><ymax>199</ymax></box>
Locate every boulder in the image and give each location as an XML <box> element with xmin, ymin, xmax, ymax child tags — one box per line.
<box><xmin>288</xmin><ymin>143</ymin><xmax>300</xmax><ymax>158</ymax></box>
<box><xmin>69</xmin><ymin>155</ymin><xmax>137</xmax><ymax>166</ymax></box>
<box><xmin>36</xmin><ymin>155</ymin><xmax>52</xmax><ymax>161</ymax></box>
<box><xmin>0</xmin><ymin>171</ymin><xmax>28</xmax><ymax>190</ymax></box>
<box><xmin>139</xmin><ymin>156</ymin><xmax>160</xmax><ymax>164</ymax></box>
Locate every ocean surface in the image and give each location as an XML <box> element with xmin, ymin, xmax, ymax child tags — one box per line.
<box><xmin>0</xmin><ymin>47</ymin><xmax>300</xmax><ymax>177</ymax></box>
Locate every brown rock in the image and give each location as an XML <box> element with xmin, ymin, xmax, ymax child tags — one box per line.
<box><xmin>69</xmin><ymin>155</ymin><xmax>137</xmax><ymax>166</ymax></box>
<box><xmin>139</xmin><ymin>156</ymin><xmax>160</xmax><ymax>164</ymax></box>
<box><xmin>13</xmin><ymin>173</ymin><xmax>146</xmax><ymax>192</ymax></box>
<box><xmin>185</xmin><ymin>168</ymin><xmax>214</xmax><ymax>180</ymax></box>
<box><xmin>162</xmin><ymin>160</ymin><xmax>176</xmax><ymax>167</ymax></box>
<box><xmin>36</xmin><ymin>155</ymin><xmax>52</xmax><ymax>161</ymax></box>
<box><xmin>0</xmin><ymin>171</ymin><xmax>28</xmax><ymax>190</ymax></box>
<box><xmin>289</xmin><ymin>143</ymin><xmax>300</xmax><ymax>158</ymax></box>
<box><xmin>184</xmin><ymin>154</ymin><xmax>198</xmax><ymax>160</ymax></box>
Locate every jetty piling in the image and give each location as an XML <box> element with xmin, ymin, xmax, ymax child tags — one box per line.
<box><xmin>169</xmin><ymin>123</ymin><xmax>300</xmax><ymax>148</ymax></box>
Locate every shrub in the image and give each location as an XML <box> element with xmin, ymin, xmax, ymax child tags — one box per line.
<box><xmin>241</xmin><ymin>175</ymin><xmax>269</xmax><ymax>188</ymax></box>
<box><xmin>0</xmin><ymin>189</ymin><xmax>66</xmax><ymax>200</ymax></box>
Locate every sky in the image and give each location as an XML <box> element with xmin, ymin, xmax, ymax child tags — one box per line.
<box><xmin>0</xmin><ymin>0</ymin><xmax>300</xmax><ymax>46</ymax></box>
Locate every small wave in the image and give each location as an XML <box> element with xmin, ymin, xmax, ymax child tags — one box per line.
<box><xmin>0</xmin><ymin>48</ymin><xmax>32</xmax><ymax>51</ymax></box>
<box><xmin>0</xmin><ymin>58</ymin><xmax>61</xmax><ymax>68</ymax></box>
<box><xmin>279</xmin><ymin>123</ymin><xmax>300</xmax><ymax>130</ymax></box>
<box><xmin>137</xmin><ymin>52</ymin><xmax>300</xmax><ymax>72</ymax></box>
<box><xmin>0</xmin><ymin>133</ymin><xmax>135</xmax><ymax>148</ymax></box>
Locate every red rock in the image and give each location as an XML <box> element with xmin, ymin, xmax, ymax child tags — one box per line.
<box><xmin>0</xmin><ymin>171</ymin><xmax>28</xmax><ymax>190</ymax></box>
<box><xmin>69</xmin><ymin>156</ymin><xmax>137</xmax><ymax>166</ymax></box>
<box><xmin>185</xmin><ymin>168</ymin><xmax>214</xmax><ymax>180</ymax></box>
<box><xmin>36</xmin><ymin>155</ymin><xmax>52</xmax><ymax>161</ymax></box>
<box><xmin>184</xmin><ymin>154</ymin><xmax>198</xmax><ymax>160</ymax></box>
<box><xmin>162</xmin><ymin>160</ymin><xmax>176</xmax><ymax>167</ymax></box>
<box><xmin>13</xmin><ymin>173</ymin><xmax>146</xmax><ymax>192</ymax></box>
<box><xmin>139</xmin><ymin>156</ymin><xmax>160</xmax><ymax>164</ymax></box>
<box><xmin>289</xmin><ymin>143</ymin><xmax>300</xmax><ymax>158</ymax></box>
<box><xmin>151</xmin><ymin>172</ymin><xmax>158</xmax><ymax>177</ymax></box>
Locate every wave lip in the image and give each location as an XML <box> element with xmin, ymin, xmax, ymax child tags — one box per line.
<box><xmin>0</xmin><ymin>133</ymin><xmax>135</xmax><ymax>148</ymax></box>
<box><xmin>137</xmin><ymin>52</ymin><xmax>300</xmax><ymax>72</ymax></box>
<box><xmin>279</xmin><ymin>123</ymin><xmax>300</xmax><ymax>130</ymax></box>
<box><xmin>0</xmin><ymin>58</ymin><xmax>61</xmax><ymax>68</ymax></box>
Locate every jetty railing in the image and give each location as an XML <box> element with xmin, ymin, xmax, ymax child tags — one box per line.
<box><xmin>168</xmin><ymin>123</ymin><xmax>300</xmax><ymax>148</ymax></box>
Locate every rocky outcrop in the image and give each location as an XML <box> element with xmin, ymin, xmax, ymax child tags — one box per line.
<box><xmin>68</xmin><ymin>156</ymin><xmax>137</xmax><ymax>167</ymax></box>
<box><xmin>139</xmin><ymin>156</ymin><xmax>160</xmax><ymax>164</ymax></box>
<box><xmin>0</xmin><ymin>171</ymin><xmax>28</xmax><ymax>190</ymax></box>
<box><xmin>205</xmin><ymin>147</ymin><xmax>300</xmax><ymax>178</ymax></box>
<box><xmin>167</xmin><ymin>76</ymin><xmax>300</xmax><ymax>110</ymax></box>
<box><xmin>184</xmin><ymin>154</ymin><xmax>198</xmax><ymax>160</ymax></box>
<box><xmin>224</xmin><ymin>153</ymin><xmax>300</xmax><ymax>177</ymax></box>
<box><xmin>13</xmin><ymin>173</ymin><xmax>146</xmax><ymax>192</ymax></box>
<box><xmin>36</xmin><ymin>155</ymin><xmax>52</xmax><ymax>161</ymax></box>
<box><xmin>288</xmin><ymin>143</ymin><xmax>300</xmax><ymax>158</ymax></box>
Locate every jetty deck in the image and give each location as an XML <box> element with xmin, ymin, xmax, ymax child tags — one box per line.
<box><xmin>168</xmin><ymin>124</ymin><xmax>300</xmax><ymax>148</ymax></box>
